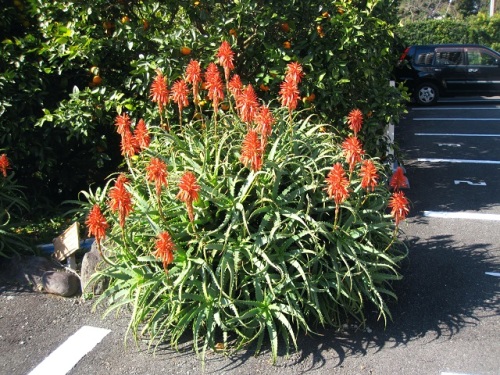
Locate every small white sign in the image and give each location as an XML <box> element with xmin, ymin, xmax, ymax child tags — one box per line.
<box><xmin>53</xmin><ymin>222</ymin><xmax>80</xmax><ymax>261</ymax></box>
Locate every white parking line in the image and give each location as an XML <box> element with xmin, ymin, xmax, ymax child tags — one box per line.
<box><xmin>414</xmin><ymin>118</ymin><xmax>499</xmax><ymax>121</ymax></box>
<box><xmin>485</xmin><ymin>272</ymin><xmax>500</xmax><ymax>277</ymax></box>
<box><xmin>413</xmin><ymin>107</ymin><xmax>500</xmax><ymax>110</ymax></box>
<box><xmin>424</xmin><ymin>211</ymin><xmax>500</xmax><ymax>221</ymax></box>
<box><xmin>418</xmin><ymin>158</ymin><xmax>500</xmax><ymax>164</ymax></box>
<box><xmin>415</xmin><ymin>133</ymin><xmax>500</xmax><ymax>137</ymax></box>
<box><xmin>28</xmin><ymin>326</ymin><xmax>111</xmax><ymax>375</ymax></box>
<box><xmin>454</xmin><ymin>180</ymin><xmax>486</xmax><ymax>186</ymax></box>
<box><xmin>437</xmin><ymin>143</ymin><xmax>461</xmax><ymax>147</ymax></box>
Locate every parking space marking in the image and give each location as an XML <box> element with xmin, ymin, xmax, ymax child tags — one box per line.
<box><xmin>485</xmin><ymin>272</ymin><xmax>500</xmax><ymax>277</ymax></box>
<box><xmin>424</xmin><ymin>211</ymin><xmax>500</xmax><ymax>221</ymax></box>
<box><xmin>437</xmin><ymin>143</ymin><xmax>461</xmax><ymax>147</ymax></box>
<box><xmin>413</xmin><ymin>107</ymin><xmax>500</xmax><ymax>111</ymax></box>
<box><xmin>418</xmin><ymin>158</ymin><xmax>500</xmax><ymax>164</ymax></box>
<box><xmin>416</xmin><ymin>133</ymin><xmax>500</xmax><ymax>137</ymax></box>
<box><xmin>414</xmin><ymin>118</ymin><xmax>499</xmax><ymax>121</ymax></box>
<box><xmin>28</xmin><ymin>326</ymin><xmax>111</xmax><ymax>375</ymax></box>
<box><xmin>454</xmin><ymin>180</ymin><xmax>486</xmax><ymax>186</ymax></box>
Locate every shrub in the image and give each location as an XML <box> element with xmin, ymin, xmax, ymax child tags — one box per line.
<box><xmin>82</xmin><ymin>43</ymin><xmax>408</xmax><ymax>362</ymax></box>
<box><xmin>1</xmin><ymin>0</ymin><xmax>405</xmax><ymax>207</ymax></box>
<box><xmin>397</xmin><ymin>13</ymin><xmax>500</xmax><ymax>51</ymax></box>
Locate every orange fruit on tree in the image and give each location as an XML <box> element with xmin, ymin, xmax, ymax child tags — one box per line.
<box><xmin>103</xmin><ymin>21</ymin><xmax>115</xmax><ymax>36</ymax></box>
<box><xmin>92</xmin><ymin>75</ymin><xmax>102</xmax><ymax>85</ymax></box>
<box><xmin>121</xmin><ymin>16</ymin><xmax>130</xmax><ymax>24</ymax></box>
<box><xmin>283</xmin><ymin>41</ymin><xmax>291</xmax><ymax>49</ymax></box>
<box><xmin>180</xmin><ymin>46</ymin><xmax>192</xmax><ymax>55</ymax></box>
<box><xmin>14</xmin><ymin>0</ymin><xmax>24</xmax><ymax>10</ymax></box>
<box><xmin>316</xmin><ymin>25</ymin><xmax>325</xmax><ymax>38</ymax></box>
<box><xmin>280</xmin><ymin>23</ymin><xmax>290</xmax><ymax>33</ymax></box>
<box><xmin>103</xmin><ymin>21</ymin><xmax>114</xmax><ymax>30</ymax></box>
<box><xmin>305</xmin><ymin>93</ymin><xmax>316</xmax><ymax>102</ymax></box>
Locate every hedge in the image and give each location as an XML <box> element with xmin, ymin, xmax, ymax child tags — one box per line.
<box><xmin>397</xmin><ymin>13</ymin><xmax>500</xmax><ymax>52</ymax></box>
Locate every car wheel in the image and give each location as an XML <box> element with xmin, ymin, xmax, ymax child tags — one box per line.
<box><xmin>416</xmin><ymin>83</ymin><xmax>439</xmax><ymax>105</ymax></box>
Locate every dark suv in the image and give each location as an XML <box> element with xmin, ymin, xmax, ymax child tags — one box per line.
<box><xmin>395</xmin><ymin>44</ymin><xmax>500</xmax><ymax>105</ymax></box>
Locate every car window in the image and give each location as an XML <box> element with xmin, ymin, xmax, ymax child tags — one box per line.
<box><xmin>413</xmin><ymin>47</ymin><xmax>435</xmax><ymax>66</ymax></box>
<box><xmin>467</xmin><ymin>49</ymin><xmax>497</xmax><ymax>66</ymax></box>
<box><xmin>434</xmin><ymin>49</ymin><xmax>464</xmax><ymax>66</ymax></box>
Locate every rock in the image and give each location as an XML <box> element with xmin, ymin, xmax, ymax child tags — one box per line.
<box><xmin>42</xmin><ymin>271</ymin><xmax>80</xmax><ymax>297</ymax></box>
<box><xmin>80</xmin><ymin>241</ymin><xmax>109</xmax><ymax>295</ymax></box>
<box><xmin>0</xmin><ymin>256</ymin><xmax>63</xmax><ymax>290</ymax></box>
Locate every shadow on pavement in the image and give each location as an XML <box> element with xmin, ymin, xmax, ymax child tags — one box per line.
<box><xmin>2</xmin><ymin>224</ymin><xmax>497</xmax><ymax>373</ymax></box>
<box><xmin>286</xmin><ymin>230</ymin><xmax>499</xmax><ymax>372</ymax></box>
<box><xmin>195</xmin><ymin>228</ymin><xmax>499</xmax><ymax>373</ymax></box>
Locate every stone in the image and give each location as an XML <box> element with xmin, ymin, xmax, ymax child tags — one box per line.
<box><xmin>42</xmin><ymin>271</ymin><xmax>80</xmax><ymax>297</ymax></box>
<box><xmin>80</xmin><ymin>241</ymin><xmax>109</xmax><ymax>295</ymax></box>
<box><xmin>0</xmin><ymin>256</ymin><xmax>63</xmax><ymax>290</ymax></box>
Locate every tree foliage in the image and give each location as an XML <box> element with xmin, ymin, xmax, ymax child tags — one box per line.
<box><xmin>455</xmin><ymin>0</ymin><xmax>481</xmax><ymax>17</ymax></box>
<box><xmin>0</xmin><ymin>0</ymin><xmax>405</xmax><ymax>208</ymax></box>
<box><xmin>397</xmin><ymin>12</ymin><xmax>500</xmax><ymax>51</ymax></box>
<box><xmin>398</xmin><ymin>0</ymin><xmax>498</xmax><ymax>22</ymax></box>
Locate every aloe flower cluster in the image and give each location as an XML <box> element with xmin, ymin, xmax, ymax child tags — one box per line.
<box><xmin>114</xmin><ymin>113</ymin><xmax>150</xmax><ymax>157</ymax></box>
<box><xmin>325</xmin><ymin>108</ymin><xmax>409</xmax><ymax>227</ymax></box>
<box><xmin>388</xmin><ymin>166</ymin><xmax>410</xmax><ymax>226</ymax></box>
<box><xmin>0</xmin><ymin>154</ymin><xmax>10</xmax><ymax>177</ymax></box>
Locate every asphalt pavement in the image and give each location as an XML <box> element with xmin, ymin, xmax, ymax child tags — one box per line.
<box><xmin>1</xmin><ymin>97</ymin><xmax>499</xmax><ymax>375</ymax></box>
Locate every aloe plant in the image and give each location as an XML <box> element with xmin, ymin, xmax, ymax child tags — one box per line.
<box><xmin>0</xmin><ymin>173</ymin><xmax>30</xmax><ymax>258</ymax></box>
<box><xmin>81</xmin><ymin>50</ymin><xmax>407</xmax><ymax>363</ymax></box>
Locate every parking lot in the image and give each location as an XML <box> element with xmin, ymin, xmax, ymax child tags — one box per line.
<box><xmin>1</xmin><ymin>98</ymin><xmax>499</xmax><ymax>375</ymax></box>
<box><xmin>392</xmin><ymin>97</ymin><xmax>500</xmax><ymax>374</ymax></box>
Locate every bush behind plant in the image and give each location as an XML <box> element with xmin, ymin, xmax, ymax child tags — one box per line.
<box><xmin>397</xmin><ymin>13</ymin><xmax>500</xmax><ymax>51</ymax></box>
<box><xmin>1</xmin><ymin>0</ymin><xmax>406</xmax><ymax>206</ymax></box>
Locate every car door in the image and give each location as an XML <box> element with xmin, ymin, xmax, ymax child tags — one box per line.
<box><xmin>433</xmin><ymin>47</ymin><xmax>467</xmax><ymax>94</ymax></box>
<box><xmin>465</xmin><ymin>47</ymin><xmax>500</xmax><ymax>95</ymax></box>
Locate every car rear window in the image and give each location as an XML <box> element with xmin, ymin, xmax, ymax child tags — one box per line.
<box><xmin>413</xmin><ymin>47</ymin><xmax>435</xmax><ymax>66</ymax></box>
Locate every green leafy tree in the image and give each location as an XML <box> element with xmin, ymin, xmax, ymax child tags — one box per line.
<box><xmin>456</xmin><ymin>0</ymin><xmax>481</xmax><ymax>16</ymax></box>
<box><xmin>398</xmin><ymin>0</ymin><xmax>459</xmax><ymax>21</ymax></box>
<box><xmin>1</xmin><ymin>0</ymin><xmax>406</xmax><ymax>208</ymax></box>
